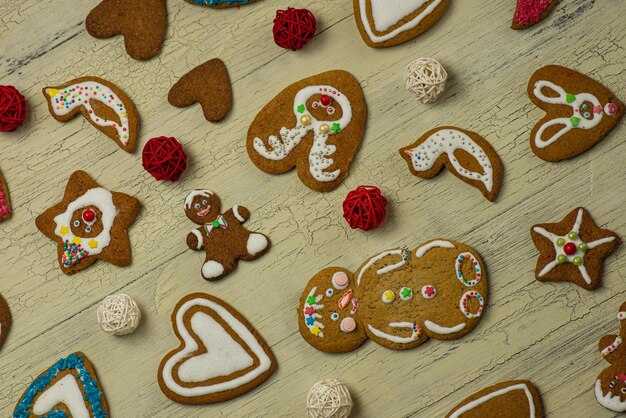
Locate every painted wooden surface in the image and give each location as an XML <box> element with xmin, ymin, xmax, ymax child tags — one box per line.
<box><xmin>0</xmin><ymin>0</ymin><xmax>625</xmax><ymax>416</ymax></box>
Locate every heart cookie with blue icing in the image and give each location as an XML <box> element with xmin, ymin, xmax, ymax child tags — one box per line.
<box><xmin>13</xmin><ymin>352</ymin><xmax>108</xmax><ymax>418</ymax></box>
<box><xmin>158</xmin><ymin>293</ymin><xmax>277</xmax><ymax>404</ymax></box>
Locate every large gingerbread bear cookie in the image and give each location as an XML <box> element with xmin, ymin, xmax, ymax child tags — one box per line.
<box><xmin>184</xmin><ymin>190</ymin><xmax>270</xmax><ymax>281</ymax></box>
<box><xmin>298</xmin><ymin>239</ymin><xmax>488</xmax><ymax>352</ymax></box>
<box><xmin>595</xmin><ymin>301</ymin><xmax>626</xmax><ymax>412</ymax></box>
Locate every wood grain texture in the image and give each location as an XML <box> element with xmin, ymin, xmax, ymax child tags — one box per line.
<box><xmin>0</xmin><ymin>0</ymin><xmax>624</xmax><ymax>416</ymax></box>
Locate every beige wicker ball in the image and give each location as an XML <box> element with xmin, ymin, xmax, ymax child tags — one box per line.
<box><xmin>307</xmin><ymin>379</ymin><xmax>353</xmax><ymax>418</ymax></box>
<box><xmin>404</xmin><ymin>57</ymin><xmax>448</xmax><ymax>104</ymax></box>
<box><xmin>97</xmin><ymin>293</ymin><xmax>141</xmax><ymax>336</ymax></box>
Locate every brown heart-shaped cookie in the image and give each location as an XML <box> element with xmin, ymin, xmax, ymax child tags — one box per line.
<box><xmin>158</xmin><ymin>293</ymin><xmax>277</xmax><ymax>404</ymax></box>
<box><xmin>168</xmin><ymin>59</ymin><xmax>233</xmax><ymax>122</ymax></box>
<box><xmin>86</xmin><ymin>0</ymin><xmax>167</xmax><ymax>61</ymax></box>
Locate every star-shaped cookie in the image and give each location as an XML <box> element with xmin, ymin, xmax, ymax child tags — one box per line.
<box><xmin>531</xmin><ymin>207</ymin><xmax>620</xmax><ymax>290</ymax></box>
<box><xmin>35</xmin><ymin>170</ymin><xmax>141</xmax><ymax>275</ymax></box>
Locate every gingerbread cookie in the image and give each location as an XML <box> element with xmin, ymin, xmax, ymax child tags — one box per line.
<box><xmin>43</xmin><ymin>77</ymin><xmax>139</xmax><ymax>153</ymax></box>
<box><xmin>512</xmin><ymin>0</ymin><xmax>558</xmax><ymax>29</ymax></box>
<box><xmin>186</xmin><ymin>0</ymin><xmax>259</xmax><ymax>8</ymax></box>
<box><xmin>596</xmin><ymin>301</ymin><xmax>626</xmax><ymax>412</ymax></box>
<box><xmin>0</xmin><ymin>294</ymin><xmax>10</xmax><ymax>350</ymax></box>
<box><xmin>298</xmin><ymin>239</ymin><xmax>488</xmax><ymax>352</ymax></box>
<box><xmin>86</xmin><ymin>0</ymin><xmax>167</xmax><ymax>61</ymax></box>
<box><xmin>14</xmin><ymin>352</ymin><xmax>109</xmax><ymax>417</ymax></box>
<box><xmin>168</xmin><ymin>58</ymin><xmax>232</xmax><ymax>122</ymax></box>
<box><xmin>400</xmin><ymin>127</ymin><xmax>503</xmax><ymax>202</ymax></box>
<box><xmin>531</xmin><ymin>207</ymin><xmax>620</xmax><ymax>290</ymax></box>
<box><xmin>35</xmin><ymin>170</ymin><xmax>141</xmax><ymax>275</ymax></box>
<box><xmin>528</xmin><ymin>65</ymin><xmax>624</xmax><ymax>161</ymax></box>
<box><xmin>0</xmin><ymin>169</ymin><xmax>11</xmax><ymax>222</ymax></box>
<box><xmin>353</xmin><ymin>0</ymin><xmax>448</xmax><ymax>48</ymax></box>
<box><xmin>248</xmin><ymin>70</ymin><xmax>366</xmax><ymax>192</ymax></box>
<box><xmin>158</xmin><ymin>293</ymin><xmax>277</xmax><ymax>404</ymax></box>
<box><xmin>446</xmin><ymin>381</ymin><xmax>543</xmax><ymax>417</ymax></box>
<box><xmin>185</xmin><ymin>189</ymin><xmax>270</xmax><ymax>281</ymax></box>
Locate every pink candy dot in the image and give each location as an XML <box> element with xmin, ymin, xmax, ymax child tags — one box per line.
<box><xmin>331</xmin><ymin>271</ymin><xmax>349</xmax><ymax>289</ymax></box>
<box><xmin>340</xmin><ymin>317</ymin><xmax>356</xmax><ymax>333</ymax></box>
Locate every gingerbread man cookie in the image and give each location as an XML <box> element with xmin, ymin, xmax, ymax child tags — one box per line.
<box><xmin>35</xmin><ymin>171</ymin><xmax>141</xmax><ymax>275</ymax></box>
<box><xmin>528</xmin><ymin>65</ymin><xmax>624</xmax><ymax>161</ymax></box>
<box><xmin>184</xmin><ymin>190</ymin><xmax>270</xmax><ymax>281</ymax></box>
<box><xmin>298</xmin><ymin>239</ymin><xmax>488</xmax><ymax>352</ymax></box>
<box><xmin>14</xmin><ymin>352</ymin><xmax>109</xmax><ymax>417</ymax></box>
<box><xmin>400</xmin><ymin>127</ymin><xmax>503</xmax><ymax>201</ymax></box>
<box><xmin>531</xmin><ymin>207</ymin><xmax>620</xmax><ymax>290</ymax></box>
<box><xmin>596</xmin><ymin>301</ymin><xmax>626</xmax><ymax>412</ymax></box>
<box><xmin>446</xmin><ymin>380</ymin><xmax>543</xmax><ymax>417</ymax></box>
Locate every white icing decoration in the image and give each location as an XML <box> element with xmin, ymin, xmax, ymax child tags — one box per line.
<box><xmin>185</xmin><ymin>190</ymin><xmax>213</xmax><ymax>209</ymax></box>
<box><xmin>32</xmin><ymin>374</ymin><xmax>90</xmax><ymax>418</ymax></box>
<box><xmin>201</xmin><ymin>260</ymin><xmax>224</xmax><ymax>279</ymax></box>
<box><xmin>423</xmin><ymin>320</ymin><xmax>465</xmax><ymax>335</ymax></box>
<box><xmin>233</xmin><ymin>205</ymin><xmax>245</xmax><ymax>222</ymax></box>
<box><xmin>161</xmin><ymin>297</ymin><xmax>273</xmax><ymax>397</ymax></box>
<box><xmin>252</xmin><ymin>85</ymin><xmax>353</xmax><ymax>183</ymax></box>
<box><xmin>367</xmin><ymin>322</ymin><xmax>420</xmax><ymax>344</ymax></box>
<box><xmin>356</xmin><ymin>249</ymin><xmax>405</xmax><ymax>285</ymax></box>
<box><xmin>191</xmin><ymin>229</ymin><xmax>203</xmax><ymax>249</ymax></box>
<box><xmin>53</xmin><ymin>188</ymin><xmax>117</xmax><ymax>256</ymax></box>
<box><xmin>303</xmin><ymin>287</ymin><xmax>325</xmax><ymax>337</ymax></box>
<box><xmin>449</xmin><ymin>382</ymin><xmax>536</xmax><ymax>418</ymax></box>
<box><xmin>246</xmin><ymin>233</ymin><xmax>268</xmax><ymax>255</ymax></box>
<box><xmin>601</xmin><ymin>336</ymin><xmax>623</xmax><ymax>357</ymax></box>
<box><xmin>459</xmin><ymin>291</ymin><xmax>484</xmax><ymax>319</ymax></box>
<box><xmin>455</xmin><ymin>252</ymin><xmax>482</xmax><ymax>286</ymax></box>
<box><xmin>415</xmin><ymin>239</ymin><xmax>454</xmax><ymax>257</ymax></box>
<box><xmin>46</xmin><ymin>81</ymin><xmax>131</xmax><ymax>145</ymax></box>
<box><xmin>404</xmin><ymin>128</ymin><xmax>494</xmax><ymax>192</ymax></box>
<box><xmin>596</xmin><ymin>379</ymin><xmax>626</xmax><ymax>412</ymax></box>
<box><xmin>359</xmin><ymin>0</ymin><xmax>443</xmax><ymax>44</ymax></box>
<box><xmin>532</xmin><ymin>80</ymin><xmax>608</xmax><ymax>149</ymax></box>
<box><xmin>533</xmin><ymin>208</ymin><xmax>615</xmax><ymax>285</ymax></box>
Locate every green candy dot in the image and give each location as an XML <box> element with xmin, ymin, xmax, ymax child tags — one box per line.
<box><xmin>572</xmin><ymin>256</ymin><xmax>583</xmax><ymax>266</ymax></box>
<box><xmin>297</xmin><ymin>104</ymin><xmax>305</xmax><ymax>114</ymax></box>
<box><xmin>212</xmin><ymin>220</ymin><xmax>220</xmax><ymax>228</ymax></box>
<box><xmin>331</xmin><ymin>122</ymin><xmax>341</xmax><ymax>133</ymax></box>
<box><xmin>568</xmin><ymin>231</ymin><xmax>578</xmax><ymax>240</ymax></box>
<box><xmin>556</xmin><ymin>238</ymin><xmax>566</xmax><ymax>247</ymax></box>
<box><xmin>578</xmin><ymin>243</ymin><xmax>587</xmax><ymax>252</ymax></box>
<box><xmin>306</xmin><ymin>296</ymin><xmax>316</xmax><ymax>305</ymax></box>
<box><xmin>565</xmin><ymin>93</ymin><xmax>576</xmax><ymax>104</ymax></box>
<box><xmin>557</xmin><ymin>254</ymin><xmax>567</xmax><ymax>264</ymax></box>
<box><xmin>570</xmin><ymin>117</ymin><xmax>580</xmax><ymax>127</ymax></box>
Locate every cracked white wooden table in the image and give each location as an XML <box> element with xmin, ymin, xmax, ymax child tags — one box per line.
<box><xmin>1</xmin><ymin>0</ymin><xmax>625</xmax><ymax>416</ymax></box>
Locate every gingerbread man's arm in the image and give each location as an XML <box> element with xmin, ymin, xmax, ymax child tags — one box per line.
<box><xmin>225</xmin><ymin>205</ymin><xmax>250</xmax><ymax>224</ymax></box>
<box><xmin>186</xmin><ymin>228</ymin><xmax>204</xmax><ymax>251</ymax></box>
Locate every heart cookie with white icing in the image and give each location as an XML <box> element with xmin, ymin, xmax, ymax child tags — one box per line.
<box><xmin>353</xmin><ymin>0</ymin><xmax>449</xmax><ymax>48</ymax></box>
<box><xmin>158</xmin><ymin>293</ymin><xmax>277</xmax><ymax>404</ymax></box>
<box><xmin>13</xmin><ymin>352</ymin><xmax>109</xmax><ymax>417</ymax></box>
<box><xmin>298</xmin><ymin>239</ymin><xmax>488</xmax><ymax>352</ymax></box>
<box><xmin>446</xmin><ymin>380</ymin><xmax>543</xmax><ymax>417</ymax></box>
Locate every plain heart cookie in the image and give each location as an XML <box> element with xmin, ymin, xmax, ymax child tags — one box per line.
<box><xmin>446</xmin><ymin>380</ymin><xmax>543</xmax><ymax>417</ymax></box>
<box><xmin>528</xmin><ymin>65</ymin><xmax>624</xmax><ymax>161</ymax></box>
<box><xmin>247</xmin><ymin>70</ymin><xmax>366</xmax><ymax>192</ymax></box>
<box><xmin>86</xmin><ymin>0</ymin><xmax>167</xmax><ymax>60</ymax></box>
<box><xmin>158</xmin><ymin>293</ymin><xmax>277</xmax><ymax>404</ymax></box>
<box><xmin>353</xmin><ymin>0</ymin><xmax>448</xmax><ymax>48</ymax></box>
<box><xmin>13</xmin><ymin>352</ymin><xmax>109</xmax><ymax>417</ymax></box>
<box><xmin>35</xmin><ymin>170</ymin><xmax>141</xmax><ymax>275</ymax></box>
<box><xmin>298</xmin><ymin>239</ymin><xmax>488</xmax><ymax>353</ymax></box>
<box><xmin>168</xmin><ymin>58</ymin><xmax>233</xmax><ymax>122</ymax></box>
<box><xmin>42</xmin><ymin>77</ymin><xmax>139</xmax><ymax>153</ymax></box>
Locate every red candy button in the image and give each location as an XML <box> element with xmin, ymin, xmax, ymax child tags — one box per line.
<box><xmin>563</xmin><ymin>242</ymin><xmax>576</xmax><ymax>256</ymax></box>
<box><xmin>82</xmin><ymin>209</ymin><xmax>96</xmax><ymax>223</ymax></box>
<box><xmin>320</xmin><ymin>94</ymin><xmax>332</xmax><ymax>107</ymax></box>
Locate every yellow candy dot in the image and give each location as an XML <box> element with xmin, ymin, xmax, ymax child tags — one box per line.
<box><xmin>311</xmin><ymin>326</ymin><xmax>321</xmax><ymax>336</ymax></box>
<box><xmin>88</xmin><ymin>240</ymin><xmax>98</xmax><ymax>249</ymax></box>
<box><xmin>47</xmin><ymin>88</ymin><xmax>59</xmax><ymax>97</ymax></box>
<box><xmin>72</xmin><ymin>236</ymin><xmax>82</xmax><ymax>244</ymax></box>
<box><xmin>59</xmin><ymin>226</ymin><xmax>69</xmax><ymax>235</ymax></box>
<box><xmin>319</xmin><ymin>124</ymin><xmax>330</xmax><ymax>135</ymax></box>
<box><xmin>382</xmin><ymin>290</ymin><xmax>395</xmax><ymax>303</ymax></box>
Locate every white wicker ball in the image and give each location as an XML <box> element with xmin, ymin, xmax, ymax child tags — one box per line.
<box><xmin>97</xmin><ymin>294</ymin><xmax>141</xmax><ymax>336</ymax></box>
<box><xmin>307</xmin><ymin>379</ymin><xmax>353</xmax><ymax>418</ymax></box>
<box><xmin>404</xmin><ymin>57</ymin><xmax>448</xmax><ymax>104</ymax></box>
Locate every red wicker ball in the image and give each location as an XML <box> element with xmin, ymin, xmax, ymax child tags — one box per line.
<box><xmin>273</xmin><ymin>7</ymin><xmax>317</xmax><ymax>51</ymax></box>
<box><xmin>142</xmin><ymin>136</ymin><xmax>188</xmax><ymax>182</ymax></box>
<box><xmin>0</xmin><ymin>85</ymin><xmax>27</xmax><ymax>132</ymax></box>
<box><xmin>343</xmin><ymin>186</ymin><xmax>388</xmax><ymax>231</ymax></box>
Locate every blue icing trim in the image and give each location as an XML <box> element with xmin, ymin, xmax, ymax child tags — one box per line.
<box><xmin>191</xmin><ymin>0</ymin><xmax>251</xmax><ymax>5</ymax></box>
<box><xmin>13</xmin><ymin>353</ymin><xmax>107</xmax><ymax>418</ymax></box>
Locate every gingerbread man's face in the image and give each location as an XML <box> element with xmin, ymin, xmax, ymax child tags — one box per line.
<box><xmin>298</xmin><ymin>267</ymin><xmax>367</xmax><ymax>353</ymax></box>
<box><xmin>184</xmin><ymin>190</ymin><xmax>221</xmax><ymax>225</ymax></box>
<box><xmin>69</xmin><ymin>206</ymin><xmax>102</xmax><ymax>238</ymax></box>
<box><xmin>596</xmin><ymin>366</ymin><xmax>626</xmax><ymax>412</ymax></box>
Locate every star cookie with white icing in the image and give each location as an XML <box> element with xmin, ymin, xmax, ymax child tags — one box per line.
<box><xmin>35</xmin><ymin>170</ymin><xmax>141</xmax><ymax>275</ymax></box>
<box><xmin>531</xmin><ymin>207</ymin><xmax>620</xmax><ymax>290</ymax></box>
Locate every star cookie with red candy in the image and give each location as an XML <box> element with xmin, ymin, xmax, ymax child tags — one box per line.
<box><xmin>531</xmin><ymin>207</ymin><xmax>620</xmax><ymax>290</ymax></box>
<box><xmin>35</xmin><ymin>171</ymin><xmax>141</xmax><ymax>275</ymax></box>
